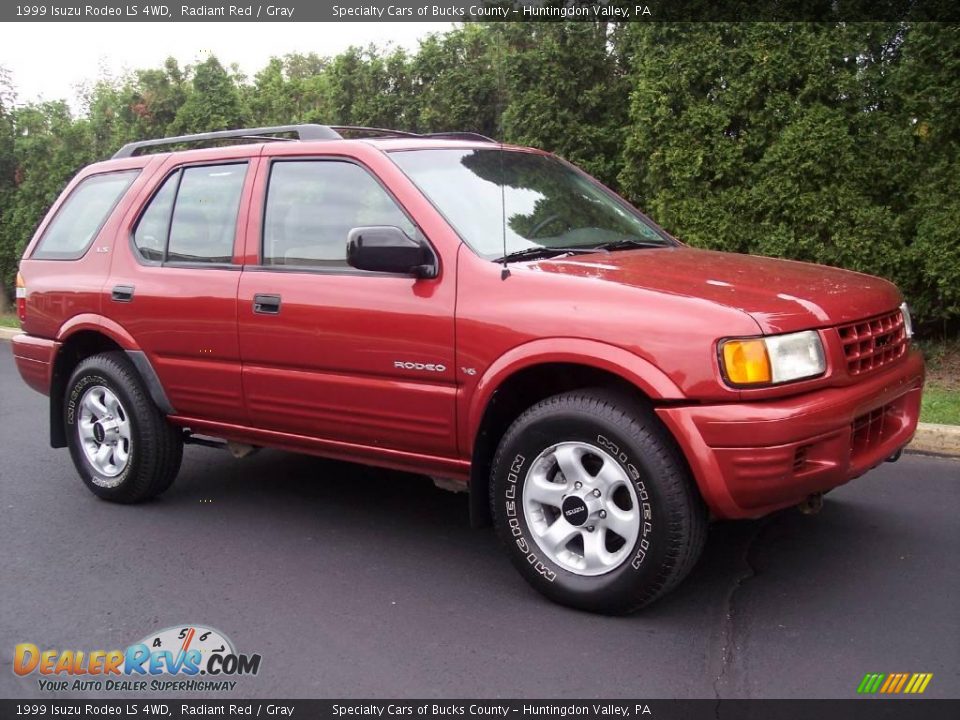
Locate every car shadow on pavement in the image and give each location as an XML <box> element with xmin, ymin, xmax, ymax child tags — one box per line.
<box><xmin>162</xmin><ymin>445</ymin><xmax>902</xmax><ymax>621</ymax></box>
<box><xmin>10</xmin><ymin>444</ymin><xmax>946</xmax><ymax>699</ymax></box>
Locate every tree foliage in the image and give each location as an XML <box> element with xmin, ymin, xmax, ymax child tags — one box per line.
<box><xmin>618</xmin><ymin>22</ymin><xmax>959</xmax><ymax>328</ymax></box>
<box><xmin>0</xmin><ymin>22</ymin><xmax>957</xmax><ymax>330</ymax></box>
<box><xmin>171</xmin><ymin>57</ymin><xmax>248</xmax><ymax>133</ymax></box>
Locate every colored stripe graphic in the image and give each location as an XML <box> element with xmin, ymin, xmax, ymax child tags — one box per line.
<box><xmin>894</xmin><ymin>674</ymin><xmax>909</xmax><ymax>693</ymax></box>
<box><xmin>857</xmin><ymin>672</ymin><xmax>932</xmax><ymax>694</ymax></box>
<box><xmin>906</xmin><ymin>673</ymin><xmax>934</xmax><ymax>693</ymax></box>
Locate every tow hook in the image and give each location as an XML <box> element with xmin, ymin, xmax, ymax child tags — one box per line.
<box><xmin>886</xmin><ymin>448</ymin><xmax>903</xmax><ymax>463</ymax></box>
<box><xmin>797</xmin><ymin>492</ymin><xmax>824</xmax><ymax>515</ymax></box>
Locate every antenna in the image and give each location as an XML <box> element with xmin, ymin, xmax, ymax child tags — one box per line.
<box><xmin>499</xmin><ymin>141</ymin><xmax>508</xmax><ymax>280</ymax></box>
<box><xmin>496</xmin><ymin>25</ymin><xmax>510</xmax><ymax>280</ymax></box>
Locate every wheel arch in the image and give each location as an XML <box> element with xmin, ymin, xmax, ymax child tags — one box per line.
<box><xmin>465</xmin><ymin>339</ymin><xmax>685</xmax><ymax>528</ymax></box>
<box><xmin>49</xmin><ymin>319</ymin><xmax>173</xmax><ymax>448</ymax></box>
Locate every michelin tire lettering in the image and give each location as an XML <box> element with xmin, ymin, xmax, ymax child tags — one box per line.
<box><xmin>597</xmin><ymin>434</ymin><xmax>653</xmax><ymax>569</ymax></box>
<box><xmin>503</xmin><ymin>452</ymin><xmax>557</xmax><ymax>583</ymax></box>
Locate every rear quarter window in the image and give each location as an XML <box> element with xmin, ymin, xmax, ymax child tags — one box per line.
<box><xmin>132</xmin><ymin>163</ymin><xmax>247</xmax><ymax>265</ymax></box>
<box><xmin>31</xmin><ymin>170</ymin><xmax>140</xmax><ymax>260</ymax></box>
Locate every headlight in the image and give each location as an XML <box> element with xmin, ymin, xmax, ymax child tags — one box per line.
<box><xmin>899</xmin><ymin>301</ymin><xmax>913</xmax><ymax>338</ymax></box>
<box><xmin>720</xmin><ymin>330</ymin><xmax>826</xmax><ymax>386</ymax></box>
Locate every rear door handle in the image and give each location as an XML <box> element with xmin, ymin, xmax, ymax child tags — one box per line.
<box><xmin>253</xmin><ymin>294</ymin><xmax>281</xmax><ymax>314</ymax></box>
<box><xmin>111</xmin><ymin>285</ymin><xmax>134</xmax><ymax>302</ymax></box>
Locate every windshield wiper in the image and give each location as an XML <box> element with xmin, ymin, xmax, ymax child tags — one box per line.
<box><xmin>494</xmin><ymin>246</ymin><xmax>601</xmax><ymax>264</ymax></box>
<box><xmin>590</xmin><ymin>238</ymin><xmax>670</xmax><ymax>252</ymax></box>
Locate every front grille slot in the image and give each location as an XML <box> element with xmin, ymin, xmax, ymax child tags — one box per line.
<box><xmin>838</xmin><ymin>310</ymin><xmax>907</xmax><ymax>376</ymax></box>
<box><xmin>851</xmin><ymin>404</ymin><xmax>896</xmax><ymax>457</ymax></box>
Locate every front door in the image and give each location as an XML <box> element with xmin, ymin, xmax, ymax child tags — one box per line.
<box><xmin>236</xmin><ymin>157</ymin><xmax>457</xmax><ymax>457</ymax></box>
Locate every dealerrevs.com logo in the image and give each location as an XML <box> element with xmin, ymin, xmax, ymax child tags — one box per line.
<box><xmin>13</xmin><ymin>625</ymin><xmax>261</xmax><ymax>693</ymax></box>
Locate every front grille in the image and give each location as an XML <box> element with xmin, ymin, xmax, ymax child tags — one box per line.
<box><xmin>838</xmin><ymin>310</ymin><xmax>907</xmax><ymax>376</ymax></box>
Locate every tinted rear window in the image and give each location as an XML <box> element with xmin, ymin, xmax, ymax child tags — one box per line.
<box><xmin>32</xmin><ymin>170</ymin><xmax>139</xmax><ymax>260</ymax></box>
<box><xmin>133</xmin><ymin>163</ymin><xmax>247</xmax><ymax>265</ymax></box>
<box><xmin>167</xmin><ymin>164</ymin><xmax>246</xmax><ymax>264</ymax></box>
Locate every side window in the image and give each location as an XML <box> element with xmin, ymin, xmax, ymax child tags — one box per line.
<box><xmin>133</xmin><ymin>163</ymin><xmax>247</xmax><ymax>264</ymax></box>
<box><xmin>133</xmin><ymin>173</ymin><xmax>177</xmax><ymax>261</ymax></box>
<box><xmin>33</xmin><ymin>170</ymin><xmax>139</xmax><ymax>260</ymax></box>
<box><xmin>263</xmin><ymin>160</ymin><xmax>416</xmax><ymax>268</ymax></box>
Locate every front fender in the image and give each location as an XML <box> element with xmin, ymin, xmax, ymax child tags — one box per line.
<box><xmin>461</xmin><ymin>337</ymin><xmax>685</xmax><ymax>456</ymax></box>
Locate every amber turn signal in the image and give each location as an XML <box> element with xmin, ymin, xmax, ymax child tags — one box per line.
<box><xmin>721</xmin><ymin>339</ymin><xmax>772</xmax><ymax>385</ymax></box>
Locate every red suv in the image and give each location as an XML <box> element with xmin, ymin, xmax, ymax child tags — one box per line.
<box><xmin>11</xmin><ymin>125</ymin><xmax>924</xmax><ymax>613</ymax></box>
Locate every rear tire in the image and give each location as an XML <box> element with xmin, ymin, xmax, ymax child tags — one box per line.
<box><xmin>64</xmin><ymin>352</ymin><xmax>182</xmax><ymax>503</ymax></box>
<box><xmin>490</xmin><ymin>388</ymin><xmax>706</xmax><ymax>614</ymax></box>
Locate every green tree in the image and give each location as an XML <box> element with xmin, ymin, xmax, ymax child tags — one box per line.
<box><xmin>0</xmin><ymin>68</ymin><xmax>16</xmax><ymax>309</ymax></box>
<box><xmin>498</xmin><ymin>22</ymin><xmax>630</xmax><ymax>188</ymax></box>
<box><xmin>617</xmin><ymin>23</ymin><xmax>952</xmax><ymax>322</ymax></box>
<box><xmin>320</xmin><ymin>46</ymin><xmax>417</xmax><ymax>128</ymax></box>
<box><xmin>891</xmin><ymin>23</ymin><xmax>960</xmax><ymax>325</ymax></box>
<box><xmin>410</xmin><ymin>25</ymin><xmax>500</xmax><ymax>136</ymax></box>
<box><xmin>122</xmin><ymin>58</ymin><xmax>189</xmax><ymax>139</ymax></box>
<box><xmin>171</xmin><ymin>56</ymin><xmax>248</xmax><ymax>133</ymax></box>
<box><xmin>0</xmin><ymin>23</ymin><xmax>957</xmax><ymax>327</ymax></box>
<box><xmin>0</xmin><ymin>101</ymin><xmax>96</xmax><ymax>299</ymax></box>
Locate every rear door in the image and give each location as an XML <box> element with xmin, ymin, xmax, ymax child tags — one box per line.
<box><xmin>106</xmin><ymin>154</ymin><xmax>258</xmax><ymax>424</ymax></box>
<box><xmin>236</xmin><ymin>154</ymin><xmax>458</xmax><ymax>457</ymax></box>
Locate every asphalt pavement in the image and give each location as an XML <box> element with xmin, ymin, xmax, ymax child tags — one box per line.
<box><xmin>0</xmin><ymin>340</ymin><xmax>957</xmax><ymax>700</ymax></box>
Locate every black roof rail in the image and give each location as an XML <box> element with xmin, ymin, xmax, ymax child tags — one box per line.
<box><xmin>420</xmin><ymin>132</ymin><xmax>497</xmax><ymax>143</ymax></box>
<box><xmin>329</xmin><ymin>125</ymin><xmax>420</xmax><ymax>139</ymax></box>
<box><xmin>111</xmin><ymin>124</ymin><xmax>498</xmax><ymax>159</ymax></box>
<box><xmin>111</xmin><ymin>124</ymin><xmax>341</xmax><ymax>159</ymax></box>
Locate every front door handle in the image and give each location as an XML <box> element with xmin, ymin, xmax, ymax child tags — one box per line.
<box><xmin>253</xmin><ymin>294</ymin><xmax>281</xmax><ymax>314</ymax></box>
<box><xmin>111</xmin><ymin>285</ymin><xmax>134</xmax><ymax>302</ymax></box>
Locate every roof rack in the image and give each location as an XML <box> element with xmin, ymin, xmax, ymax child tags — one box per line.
<box><xmin>112</xmin><ymin>124</ymin><xmax>340</xmax><ymax>159</ymax></box>
<box><xmin>421</xmin><ymin>132</ymin><xmax>496</xmax><ymax>143</ymax></box>
<box><xmin>112</xmin><ymin>123</ymin><xmax>497</xmax><ymax>159</ymax></box>
<box><xmin>329</xmin><ymin>125</ymin><xmax>420</xmax><ymax>139</ymax></box>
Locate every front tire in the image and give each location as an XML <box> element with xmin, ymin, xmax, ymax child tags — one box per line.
<box><xmin>490</xmin><ymin>389</ymin><xmax>706</xmax><ymax>614</ymax></box>
<box><xmin>64</xmin><ymin>352</ymin><xmax>182</xmax><ymax>503</ymax></box>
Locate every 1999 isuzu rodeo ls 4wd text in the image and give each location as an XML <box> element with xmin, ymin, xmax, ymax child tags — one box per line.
<box><xmin>10</xmin><ymin>124</ymin><xmax>925</xmax><ymax>613</ymax></box>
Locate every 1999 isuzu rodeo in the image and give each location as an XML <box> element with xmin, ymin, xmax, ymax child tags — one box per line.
<box><xmin>10</xmin><ymin>124</ymin><xmax>924</xmax><ymax>613</ymax></box>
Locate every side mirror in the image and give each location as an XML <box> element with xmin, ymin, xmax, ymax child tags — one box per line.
<box><xmin>346</xmin><ymin>226</ymin><xmax>437</xmax><ymax>278</ymax></box>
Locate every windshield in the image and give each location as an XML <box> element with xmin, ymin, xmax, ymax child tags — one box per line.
<box><xmin>389</xmin><ymin>148</ymin><xmax>674</xmax><ymax>259</ymax></box>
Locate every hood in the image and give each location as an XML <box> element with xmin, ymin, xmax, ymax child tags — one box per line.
<box><xmin>528</xmin><ymin>246</ymin><xmax>901</xmax><ymax>334</ymax></box>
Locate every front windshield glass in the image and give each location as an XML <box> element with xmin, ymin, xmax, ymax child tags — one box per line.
<box><xmin>389</xmin><ymin>148</ymin><xmax>673</xmax><ymax>259</ymax></box>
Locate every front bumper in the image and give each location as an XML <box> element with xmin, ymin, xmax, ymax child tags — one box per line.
<box><xmin>10</xmin><ymin>333</ymin><xmax>59</xmax><ymax>396</ymax></box>
<box><xmin>657</xmin><ymin>349</ymin><xmax>925</xmax><ymax>519</ymax></box>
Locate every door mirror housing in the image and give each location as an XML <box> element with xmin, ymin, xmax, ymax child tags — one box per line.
<box><xmin>346</xmin><ymin>226</ymin><xmax>437</xmax><ymax>278</ymax></box>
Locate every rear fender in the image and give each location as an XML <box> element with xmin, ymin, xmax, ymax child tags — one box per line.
<box><xmin>50</xmin><ymin>316</ymin><xmax>174</xmax><ymax>447</ymax></box>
